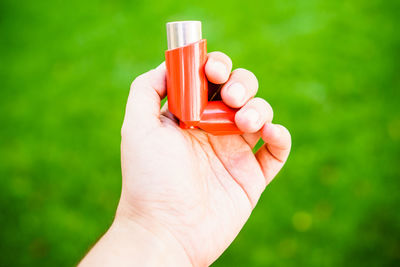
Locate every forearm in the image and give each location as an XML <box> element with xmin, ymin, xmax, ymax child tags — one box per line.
<box><xmin>79</xmin><ymin>217</ymin><xmax>192</xmax><ymax>267</ymax></box>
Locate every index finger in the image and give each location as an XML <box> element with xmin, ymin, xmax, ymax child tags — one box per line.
<box><xmin>205</xmin><ymin>51</ymin><xmax>233</xmax><ymax>84</ymax></box>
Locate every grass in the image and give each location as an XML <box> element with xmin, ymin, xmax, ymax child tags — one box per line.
<box><xmin>0</xmin><ymin>0</ymin><xmax>399</xmax><ymax>266</ymax></box>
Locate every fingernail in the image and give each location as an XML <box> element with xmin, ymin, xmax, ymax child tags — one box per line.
<box><xmin>227</xmin><ymin>83</ymin><xmax>246</xmax><ymax>105</ymax></box>
<box><xmin>242</xmin><ymin>108</ymin><xmax>260</xmax><ymax>127</ymax></box>
<box><xmin>208</xmin><ymin>59</ymin><xmax>228</xmax><ymax>80</ymax></box>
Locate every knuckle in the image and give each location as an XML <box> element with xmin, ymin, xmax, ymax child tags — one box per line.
<box><xmin>130</xmin><ymin>76</ymin><xmax>142</xmax><ymax>90</ymax></box>
<box><xmin>130</xmin><ymin>71</ymin><xmax>153</xmax><ymax>90</ymax></box>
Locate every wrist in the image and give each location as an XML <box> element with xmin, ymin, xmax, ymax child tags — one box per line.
<box><xmin>115</xmin><ymin>215</ymin><xmax>193</xmax><ymax>266</ymax></box>
<box><xmin>80</xmin><ymin>211</ymin><xmax>192</xmax><ymax>267</ymax></box>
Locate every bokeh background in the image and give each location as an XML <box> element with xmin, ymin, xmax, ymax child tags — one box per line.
<box><xmin>1</xmin><ymin>0</ymin><xmax>399</xmax><ymax>266</ymax></box>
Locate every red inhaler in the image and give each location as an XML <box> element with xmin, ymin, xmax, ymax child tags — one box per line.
<box><xmin>165</xmin><ymin>21</ymin><xmax>242</xmax><ymax>135</ymax></box>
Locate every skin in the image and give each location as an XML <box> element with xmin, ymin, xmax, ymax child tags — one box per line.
<box><xmin>79</xmin><ymin>51</ymin><xmax>291</xmax><ymax>267</ymax></box>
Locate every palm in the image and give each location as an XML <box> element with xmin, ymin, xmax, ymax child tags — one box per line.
<box><xmin>121</xmin><ymin>113</ymin><xmax>268</xmax><ymax>265</ymax></box>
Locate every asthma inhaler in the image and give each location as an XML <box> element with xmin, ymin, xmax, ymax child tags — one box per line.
<box><xmin>165</xmin><ymin>21</ymin><xmax>242</xmax><ymax>135</ymax></box>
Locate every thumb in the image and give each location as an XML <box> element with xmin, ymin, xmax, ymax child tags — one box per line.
<box><xmin>122</xmin><ymin>62</ymin><xmax>167</xmax><ymax>135</ymax></box>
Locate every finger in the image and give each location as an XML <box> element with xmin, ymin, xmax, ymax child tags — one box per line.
<box><xmin>220</xmin><ymin>68</ymin><xmax>258</xmax><ymax>108</ymax></box>
<box><xmin>241</xmin><ymin>131</ymin><xmax>262</xmax><ymax>149</ymax></box>
<box><xmin>205</xmin><ymin>52</ymin><xmax>232</xmax><ymax>84</ymax></box>
<box><xmin>235</xmin><ymin>98</ymin><xmax>273</xmax><ymax>133</ymax></box>
<box><xmin>208</xmin><ymin>134</ymin><xmax>267</xmax><ymax>208</ymax></box>
<box><xmin>256</xmin><ymin>123</ymin><xmax>291</xmax><ymax>184</ymax></box>
<box><xmin>122</xmin><ymin>62</ymin><xmax>166</xmax><ymax>135</ymax></box>
<box><xmin>261</xmin><ymin>123</ymin><xmax>291</xmax><ymax>162</ymax></box>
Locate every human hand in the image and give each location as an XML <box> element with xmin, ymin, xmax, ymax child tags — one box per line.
<box><xmin>80</xmin><ymin>52</ymin><xmax>291</xmax><ymax>267</ymax></box>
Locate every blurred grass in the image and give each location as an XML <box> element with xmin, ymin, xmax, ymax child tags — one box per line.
<box><xmin>0</xmin><ymin>0</ymin><xmax>399</xmax><ymax>266</ymax></box>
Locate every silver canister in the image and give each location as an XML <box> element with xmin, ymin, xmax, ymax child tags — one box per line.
<box><xmin>166</xmin><ymin>21</ymin><xmax>202</xmax><ymax>50</ymax></box>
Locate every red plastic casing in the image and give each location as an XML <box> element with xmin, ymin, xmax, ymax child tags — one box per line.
<box><xmin>165</xmin><ymin>39</ymin><xmax>242</xmax><ymax>135</ymax></box>
<box><xmin>165</xmin><ymin>39</ymin><xmax>208</xmax><ymax>128</ymax></box>
<box><xmin>198</xmin><ymin>101</ymin><xmax>242</xmax><ymax>135</ymax></box>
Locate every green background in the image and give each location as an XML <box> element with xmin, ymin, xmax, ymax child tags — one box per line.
<box><xmin>1</xmin><ymin>0</ymin><xmax>399</xmax><ymax>266</ymax></box>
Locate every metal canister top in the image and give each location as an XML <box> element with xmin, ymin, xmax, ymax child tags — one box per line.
<box><xmin>166</xmin><ymin>21</ymin><xmax>202</xmax><ymax>50</ymax></box>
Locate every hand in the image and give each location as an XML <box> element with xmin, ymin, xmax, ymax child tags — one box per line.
<box><xmin>80</xmin><ymin>52</ymin><xmax>291</xmax><ymax>267</ymax></box>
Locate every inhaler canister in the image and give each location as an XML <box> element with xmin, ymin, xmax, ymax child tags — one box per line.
<box><xmin>165</xmin><ymin>21</ymin><xmax>208</xmax><ymax>128</ymax></box>
<box><xmin>165</xmin><ymin>21</ymin><xmax>242</xmax><ymax>135</ymax></box>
